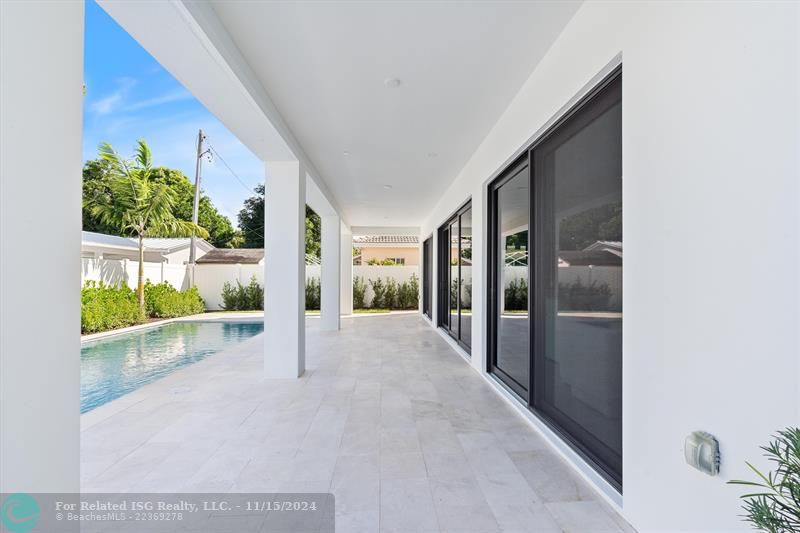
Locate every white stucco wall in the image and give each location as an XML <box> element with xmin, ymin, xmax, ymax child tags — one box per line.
<box><xmin>0</xmin><ymin>0</ymin><xmax>84</xmax><ymax>493</ymax></box>
<box><xmin>420</xmin><ymin>2</ymin><xmax>799</xmax><ymax>531</ymax></box>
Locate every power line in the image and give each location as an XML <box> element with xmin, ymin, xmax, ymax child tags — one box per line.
<box><xmin>199</xmin><ymin>137</ymin><xmax>265</xmax><ymax>243</ymax></box>
<box><xmin>204</xmin><ymin>140</ymin><xmax>258</xmax><ymax>195</ymax></box>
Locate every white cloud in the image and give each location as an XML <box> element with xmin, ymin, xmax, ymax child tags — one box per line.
<box><xmin>124</xmin><ymin>88</ymin><xmax>193</xmax><ymax>112</ymax></box>
<box><xmin>87</xmin><ymin>77</ymin><xmax>136</xmax><ymax>115</ymax></box>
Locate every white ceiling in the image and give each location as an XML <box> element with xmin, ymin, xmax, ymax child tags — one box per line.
<box><xmin>209</xmin><ymin>1</ymin><xmax>581</xmax><ymax>227</ymax></box>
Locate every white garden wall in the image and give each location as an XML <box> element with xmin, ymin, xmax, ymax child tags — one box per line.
<box><xmin>81</xmin><ymin>258</ymin><xmax>189</xmax><ymax>291</ymax></box>
<box><xmin>194</xmin><ymin>263</ymin><xmax>419</xmax><ymax>310</ymax></box>
<box><xmin>194</xmin><ymin>263</ymin><xmax>264</xmax><ymax>310</ymax></box>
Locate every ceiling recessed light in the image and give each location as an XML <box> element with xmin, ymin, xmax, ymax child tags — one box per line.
<box><xmin>427</xmin><ymin>152</ymin><xmax>438</xmax><ymax>158</ymax></box>
<box><xmin>383</xmin><ymin>184</ymin><xmax>393</xmax><ymax>190</ymax></box>
<box><xmin>384</xmin><ymin>78</ymin><xmax>403</xmax><ymax>89</ymax></box>
<box><xmin>343</xmin><ymin>151</ymin><xmax>350</xmax><ymax>156</ymax></box>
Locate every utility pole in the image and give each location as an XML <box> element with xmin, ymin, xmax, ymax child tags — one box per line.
<box><xmin>189</xmin><ymin>129</ymin><xmax>206</xmax><ymax>285</ymax></box>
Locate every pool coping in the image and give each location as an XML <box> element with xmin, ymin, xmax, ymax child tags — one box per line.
<box><xmin>80</xmin><ymin>311</ymin><xmax>264</xmax><ymax>343</ymax></box>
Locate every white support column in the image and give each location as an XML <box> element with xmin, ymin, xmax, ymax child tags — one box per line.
<box><xmin>320</xmin><ymin>215</ymin><xmax>341</xmax><ymax>330</ymax></box>
<box><xmin>340</xmin><ymin>223</ymin><xmax>353</xmax><ymax>315</ymax></box>
<box><xmin>264</xmin><ymin>161</ymin><xmax>305</xmax><ymax>378</ymax></box>
<box><xmin>1</xmin><ymin>0</ymin><xmax>83</xmax><ymax>493</ymax></box>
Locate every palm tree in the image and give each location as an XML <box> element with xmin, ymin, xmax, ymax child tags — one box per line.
<box><xmin>84</xmin><ymin>140</ymin><xmax>209</xmax><ymax>309</ymax></box>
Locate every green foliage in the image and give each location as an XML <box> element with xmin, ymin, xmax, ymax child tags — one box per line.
<box><xmin>237</xmin><ymin>184</ymin><xmax>265</xmax><ymax>248</ymax></box>
<box><xmin>237</xmin><ymin>185</ymin><xmax>321</xmax><ymax>257</ymax></box>
<box><xmin>559</xmin><ymin>202</ymin><xmax>621</xmax><ymax>251</ymax></box>
<box><xmin>357</xmin><ymin>275</ymin><xmax>419</xmax><ymax>310</ymax></box>
<box><xmin>504</xmin><ymin>278</ymin><xmax>528</xmax><ymax>311</ymax></box>
<box><xmin>82</xmin><ymin>157</ymin><xmax>236</xmax><ymax>247</ymax></box>
<box><xmin>505</xmin><ymin>230</ymin><xmax>528</xmax><ymax>252</ymax></box>
<box><xmin>408</xmin><ymin>273</ymin><xmax>419</xmax><ymax>306</ymax></box>
<box><xmin>729</xmin><ymin>428</ymin><xmax>800</xmax><ymax>532</ymax></box>
<box><xmin>384</xmin><ymin>278</ymin><xmax>398</xmax><ymax>309</ymax></box>
<box><xmin>461</xmin><ymin>281</ymin><xmax>472</xmax><ymax>310</ymax></box>
<box><xmin>366</xmin><ymin>257</ymin><xmax>398</xmax><ymax>266</ymax></box>
<box><xmin>557</xmin><ymin>278</ymin><xmax>612</xmax><ymax>311</ymax></box>
<box><xmin>221</xmin><ymin>275</ymin><xmax>264</xmax><ymax>311</ymax></box>
<box><xmin>83</xmin><ymin>140</ymin><xmax>208</xmax><ymax>308</ymax></box>
<box><xmin>396</xmin><ymin>273</ymin><xmax>420</xmax><ymax>310</ymax></box>
<box><xmin>305</xmin><ymin>277</ymin><xmax>321</xmax><ymax>310</ymax></box>
<box><xmin>144</xmin><ymin>282</ymin><xmax>205</xmax><ymax>318</ymax></box>
<box><xmin>369</xmin><ymin>278</ymin><xmax>386</xmax><ymax>309</ymax></box>
<box><xmin>305</xmin><ymin>207</ymin><xmax>321</xmax><ymax>259</ymax></box>
<box><xmin>81</xmin><ymin>281</ymin><xmax>144</xmax><ymax>334</ymax></box>
<box><xmin>353</xmin><ymin>276</ymin><xmax>367</xmax><ymax>309</ymax></box>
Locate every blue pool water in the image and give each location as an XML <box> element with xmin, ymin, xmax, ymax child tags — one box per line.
<box><xmin>81</xmin><ymin>321</ymin><xmax>263</xmax><ymax>413</ymax></box>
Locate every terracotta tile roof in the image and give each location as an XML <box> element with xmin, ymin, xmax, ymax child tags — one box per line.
<box><xmin>352</xmin><ymin>235</ymin><xmax>419</xmax><ymax>245</ymax></box>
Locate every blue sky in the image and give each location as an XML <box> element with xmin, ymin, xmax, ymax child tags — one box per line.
<box><xmin>82</xmin><ymin>0</ymin><xmax>263</xmax><ymax>225</ymax></box>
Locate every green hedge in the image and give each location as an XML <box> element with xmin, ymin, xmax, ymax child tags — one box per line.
<box><xmin>306</xmin><ymin>277</ymin><xmax>321</xmax><ymax>310</ymax></box>
<box><xmin>144</xmin><ymin>282</ymin><xmax>205</xmax><ymax>318</ymax></box>
<box><xmin>81</xmin><ymin>282</ymin><xmax>144</xmax><ymax>334</ymax></box>
<box><xmin>360</xmin><ymin>274</ymin><xmax>419</xmax><ymax>310</ymax></box>
<box><xmin>221</xmin><ymin>275</ymin><xmax>264</xmax><ymax>311</ymax></box>
<box><xmin>82</xmin><ymin>281</ymin><xmax>206</xmax><ymax>334</ymax></box>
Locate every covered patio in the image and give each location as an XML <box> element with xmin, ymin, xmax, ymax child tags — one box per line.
<box><xmin>3</xmin><ymin>1</ymin><xmax>799</xmax><ymax>532</ymax></box>
<box><xmin>80</xmin><ymin>314</ymin><xmax>632</xmax><ymax>532</ymax></box>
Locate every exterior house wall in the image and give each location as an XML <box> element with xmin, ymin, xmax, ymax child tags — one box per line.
<box><xmin>420</xmin><ymin>2</ymin><xmax>799</xmax><ymax>531</ymax></box>
<box><xmin>162</xmin><ymin>246</ymin><xmax>191</xmax><ymax>265</ymax></box>
<box><xmin>360</xmin><ymin>247</ymin><xmax>420</xmax><ymax>265</ymax></box>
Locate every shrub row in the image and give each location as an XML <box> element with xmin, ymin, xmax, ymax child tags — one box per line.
<box><xmin>144</xmin><ymin>282</ymin><xmax>205</xmax><ymax>318</ymax></box>
<box><xmin>358</xmin><ymin>274</ymin><xmax>419</xmax><ymax>310</ymax></box>
<box><xmin>218</xmin><ymin>275</ymin><xmax>420</xmax><ymax>312</ymax></box>
<box><xmin>81</xmin><ymin>281</ymin><xmax>206</xmax><ymax>334</ymax></box>
<box><xmin>306</xmin><ymin>277</ymin><xmax>321</xmax><ymax>310</ymax></box>
<box><xmin>504</xmin><ymin>278</ymin><xmax>528</xmax><ymax>311</ymax></box>
<box><xmin>557</xmin><ymin>278</ymin><xmax>612</xmax><ymax>311</ymax></box>
<box><xmin>221</xmin><ymin>276</ymin><xmax>264</xmax><ymax>311</ymax></box>
<box><xmin>81</xmin><ymin>282</ymin><xmax>144</xmax><ymax>334</ymax></box>
<box><xmin>502</xmin><ymin>277</ymin><xmax>615</xmax><ymax>312</ymax></box>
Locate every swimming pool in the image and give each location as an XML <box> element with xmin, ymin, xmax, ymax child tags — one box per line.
<box><xmin>81</xmin><ymin>321</ymin><xmax>263</xmax><ymax>413</ymax></box>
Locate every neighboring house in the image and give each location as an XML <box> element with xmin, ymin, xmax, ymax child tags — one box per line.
<box><xmin>353</xmin><ymin>235</ymin><xmax>419</xmax><ymax>265</ymax></box>
<box><xmin>195</xmin><ymin>248</ymin><xmax>264</xmax><ymax>265</ymax></box>
<box><xmin>81</xmin><ymin>231</ymin><xmax>213</xmax><ymax>264</ymax></box>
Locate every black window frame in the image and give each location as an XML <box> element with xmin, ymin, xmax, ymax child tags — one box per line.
<box><xmin>486</xmin><ymin>154</ymin><xmax>531</xmax><ymax>401</ymax></box>
<box><xmin>437</xmin><ymin>199</ymin><xmax>472</xmax><ymax>354</ymax></box>
<box><xmin>486</xmin><ymin>66</ymin><xmax>623</xmax><ymax>490</ymax></box>
<box><xmin>422</xmin><ymin>235</ymin><xmax>433</xmax><ymax>319</ymax></box>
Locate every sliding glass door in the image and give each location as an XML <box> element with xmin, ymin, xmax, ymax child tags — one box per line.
<box><xmin>488</xmin><ymin>71</ymin><xmax>622</xmax><ymax>487</ymax></box>
<box><xmin>423</xmin><ymin>237</ymin><xmax>432</xmax><ymax>319</ymax></box>
<box><xmin>438</xmin><ymin>201</ymin><xmax>472</xmax><ymax>353</ymax></box>
<box><xmin>488</xmin><ymin>159</ymin><xmax>530</xmax><ymax>399</ymax></box>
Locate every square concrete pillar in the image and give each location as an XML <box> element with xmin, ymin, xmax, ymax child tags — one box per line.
<box><xmin>264</xmin><ymin>161</ymin><xmax>305</xmax><ymax>378</ymax></box>
<box><xmin>1</xmin><ymin>0</ymin><xmax>83</xmax><ymax>493</ymax></box>
<box><xmin>320</xmin><ymin>215</ymin><xmax>341</xmax><ymax>330</ymax></box>
<box><xmin>340</xmin><ymin>223</ymin><xmax>353</xmax><ymax>315</ymax></box>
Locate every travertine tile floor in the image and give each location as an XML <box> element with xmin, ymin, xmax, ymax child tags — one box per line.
<box><xmin>81</xmin><ymin>314</ymin><xmax>636</xmax><ymax>532</ymax></box>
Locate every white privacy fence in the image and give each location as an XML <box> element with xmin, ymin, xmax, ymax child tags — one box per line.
<box><xmin>347</xmin><ymin>265</ymin><xmax>420</xmax><ymax>308</ymax></box>
<box><xmin>194</xmin><ymin>263</ymin><xmax>264</xmax><ymax>310</ymax></box>
<box><xmin>81</xmin><ymin>258</ymin><xmax>189</xmax><ymax>291</ymax></box>
<box><xmin>81</xmin><ymin>259</ymin><xmax>618</xmax><ymax>311</ymax></box>
<box><xmin>195</xmin><ymin>264</ymin><xmax>421</xmax><ymax>310</ymax></box>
